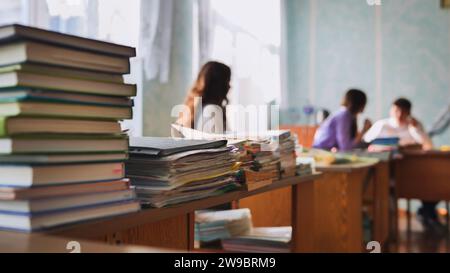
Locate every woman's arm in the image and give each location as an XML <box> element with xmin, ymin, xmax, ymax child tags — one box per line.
<box><xmin>355</xmin><ymin>119</ymin><xmax>373</xmax><ymax>143</ymax></box>
<box><xmin>335</xmin><ymin>114</ymin><xmax>355</xmax><ymax>151</ymax></box>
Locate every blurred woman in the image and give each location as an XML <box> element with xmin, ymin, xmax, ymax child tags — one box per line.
<box><xmin>176</xmin><ymin>61</ymin><xmax>231</xmax><ymax>134</ymax></box>
<box><xmin>313</xmin><ymin>89</ymin><xmax>372</xmax><ymax>151</ymax></box>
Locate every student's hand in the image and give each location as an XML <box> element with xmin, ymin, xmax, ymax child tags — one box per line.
<box><xmin>409</xmin><ymin>117</ymin><xmax>419</xmax><ymax>128</ymax></box>
<box><xmin>362</xmin><ymin>119</ymin><xmax>372</xmax><ymax>133</ymax></box>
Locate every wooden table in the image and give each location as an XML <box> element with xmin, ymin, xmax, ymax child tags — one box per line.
<box><xmin>0</xmin><ymin>231</ymin><xmax>179</xmax><ymax>253</ymax></box>
<box><xmin>239</xmin><ymin>161</ymin><xmax>379</xmax><ymax>253</ymax></box>
<box><xmin>394</xmin><ymin>150</ymin><xmax>450</xmax><ymax>232</ymax></box>
<box><xmin>9</xmin><ymin>174</ymin><xmax>321</xmax><ymax>253</ymax></box>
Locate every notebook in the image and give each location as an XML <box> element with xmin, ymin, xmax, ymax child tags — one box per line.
<box><xmin>0</xmin><ymin>136</ymin><xmax>128</xmax><ymax>154</ymax></box>
<box><xmin>0</xmin><ymin>117</ymin><xmax>122</xmax><ymax>136</ymax></box>
<box><xmin>0</xmin><ymin>88</ymin><xmax>132</xmax><ymax>107</ymax></box>
<box><xmin>0</xmin><ymin>24</ymin><xmax>136</xmax><ymax>57</ymax></box>
<box><xmin>0</xmin><ymin>190</ymin><xmax>135</xmax><ymax>214</ymax></box>
<box><xmin>0</xmin><ymin>41</ymin><xmax>131</xmax><ymax>74</ymax></box>
<box><xmin>0</xmin><ymin>101</ymin><xmax>132</xmax><ymax>120</ymax></box>
<box><xmin>0</xmin><ymin>201</ymin><xmax>139</xmax><ymax>232</ymax></box>
<box><xmin>129</xmin><ymin>137</ymin><xmax>228</xmax><ymax>157</ymax></box>
<box><xmin>0</xmin><ymin>63</ymin><xmax>124</xmax><ymax>84</ymax></box>
<box><xmin>0</xmin><ymin>70</ymin><xmax>136</xmax><ymax>97</ymax></box>
<box><xmin>0</xmin><ymin>153</ymin><xmax>128</xmax><ymax>164</ymax></box>
<box><xmin>0</xmin><ymin>179</ymin><xmax>130</xmax><ymax>200</ymax></box>
<box><xmin>0</xmin><ymin>162</ymin><xmax>124</xmax><ymax>187</ymax></box>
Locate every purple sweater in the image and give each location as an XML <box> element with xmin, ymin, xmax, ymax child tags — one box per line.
<box><xmin>313</xmin><ymin>108</ymin><xmax>356</xmax><ymax>151</ymax></box>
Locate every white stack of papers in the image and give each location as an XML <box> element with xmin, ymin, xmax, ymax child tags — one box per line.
<box><xmin>195</xmin><ymin>209</ymin><xmax>252</xmax><ymax>242</ymax></box>
<box><xmin>126</xmin><ymin>137</ymin><xmax>241</xmax><ymax>208</ymax></box>
<box><xmin>222</xmin><ymin>226</ymin><xmax>292</xmax><ymax>253</ymax></box>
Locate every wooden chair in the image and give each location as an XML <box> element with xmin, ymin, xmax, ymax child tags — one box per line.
<box><xmin>280</xmin><ymin>125</ymin><xmax>318</xmax><ymax>148</ymax></box>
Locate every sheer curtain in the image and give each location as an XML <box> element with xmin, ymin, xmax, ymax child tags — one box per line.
<box><xmin>0</xmin><ymin>0</ymin><xmax>49</xmax><ymax>27</ymax></box>
<box><xmin>140</xmin><ymin>0</ymin><xmax>174</xmax><ymax>83</ymax></box>
<box><xmin>197</xmin><ymin>0</ymin><xmax>213</xmax><ymax>66</ymax></box>
<box><xmin>0</xmin><ymin>0</ymin><xmax>144</xmax><ymax>136</ymax></box>
<box><xmin>207</xmin><ymin>0</ymin><xmax>282</xmax><ymax>107</ymax></box>
<box><xmin>190</xmin><ymin>0</ymin><xmax>282</xmax><ymax>133</ymax></box>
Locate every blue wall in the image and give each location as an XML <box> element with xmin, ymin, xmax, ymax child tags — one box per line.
<box><xmin>283</xmin><ymin>0</ymin><xmax>450</xmax><ymax>146</ymax></box>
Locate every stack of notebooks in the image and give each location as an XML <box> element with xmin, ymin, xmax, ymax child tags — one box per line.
<box><xmin>195</xmin><ymin>209</ymin><xmax>252</xmax><ymax>243</ymax></box>
<box><xmin>295</xmin><ymin>157</ymin><xmax>314</xmax><ymax>176</ymax></box>
<box><xmin>171</xmin><ymin>125</ymin><xmax>304</xmax><ymax>191</ymax></box>
<box><xmin>367</xmin><ymin>137</ymin><xmax>400</xmax><ymax>152</ymax></box>
<box><xmin>242</xmin><ymin>141</ymin><xmax>280</xmax><ymax>191</ymax></box>
<box><xmin>242</xmin><ymin>130</ymin><xmax>299</xmax><ymax>190</ymax></box>
<box><xmin>0</xmin><ymin>24</ymin><xmax>140</xmax><ymax>232</ymax></box>
<box><xmin>262</xmin><ymin>130</ymin><xmax>297</xmax><ymax>178</ymax></box>
<box><xmin>126</xmin><ymin>137</ymin><xmax>241</xmax><ymax>208</ymax></box>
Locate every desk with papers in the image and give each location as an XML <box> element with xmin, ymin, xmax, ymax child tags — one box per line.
<box><xmin>240</xmin><ymin>160</ymin><xmax>382</xmax><ymax>253</ymax></box>
<box><xmin>24</xmin><ymin>174</ymin><xmax>322</xmax><ymax>252</ymax></box>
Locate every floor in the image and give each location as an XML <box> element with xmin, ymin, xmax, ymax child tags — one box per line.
<box><xmin>391</xmin><ymin>210</ymin><xmax>450</xmax><ymax>253</ymax></box>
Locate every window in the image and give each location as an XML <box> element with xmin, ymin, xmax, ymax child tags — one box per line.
<box><xmin>0</xmin><ymin>0</ymin><xmax>143</xmax><ymax>136</ymax></box>
<box><xmin>47</xmin><ymin>0</ymin><xmax>143</xmax><ymax>136</ymax></box>
<box><xmin>209</xmin><ymin>0</ymin><xmax>281</xmax><ymax>107</ymax></box>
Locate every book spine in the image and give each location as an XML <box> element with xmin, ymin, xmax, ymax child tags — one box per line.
<box><xmin>0</xmin><ymin>117</ymin><xmax>7</xmax><ymax>137</ymax></box>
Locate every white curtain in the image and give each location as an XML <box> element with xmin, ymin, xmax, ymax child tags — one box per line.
<box><xmin>24</xmin><ymin>0</ymin><xmax>50</xmax><ymax>28</ymax></box>
<box><xmin>0</xmin><ymin>0</ymin><xmax>49</xmax><ymax>27</ymax></box>
<box><xmin>197</xmin><ymin>0</ymin><xmax>213</xmax><ymax>66</ymax></box>
<box><xmin>140</xmin><ymin>0</ymin><xmax>174</xmax><ymax>83</ymax></box>
<box><xmin>86</xmin><ymin>0</ymin><xmax>99</xmax><ymax>39</ymax></box>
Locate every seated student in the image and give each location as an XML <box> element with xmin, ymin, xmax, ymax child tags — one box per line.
<box><xmin>363</xmin><ymin>98</ymin><xmax>433</xmax><ymax>150</ymax></box>
<box><xmin>363</xmin><ymin>98</ymin><xmax>440</xmax><ymax>231</ymax></box>
<box><xmin>313</xmin><ymin>89</ymin><xmax>372</xmax><ymax>151</ymax></box>
<box><xmin>175</xmin><ymin>61</ymin><xmax>231</xmax><ymax>134</ymax></box>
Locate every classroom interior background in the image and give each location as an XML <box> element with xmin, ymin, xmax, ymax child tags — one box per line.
<box><xmin>1</xmin><ymin>0</ymin><xmax>447</xmax><ymax>146</ymax></box>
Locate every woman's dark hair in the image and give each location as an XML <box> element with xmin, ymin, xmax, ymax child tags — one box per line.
<box><xmin>179</xmin><ymin>61</ymin><xmax>231</xmax><ymax>128</ymax></box>
<box><xmin>341</xmin><ymin>89</ymin><xmax>367</xmax><ymax>139</ymax></box>
<box><xmin>393</xmin><ymin>98</ymin><xmax>412</xmax><ymax>114</ymax></box>
<box><xmin>342</xmin><ymin>89</ymin><xmax>367</xmax><ymax>115</ymax></box>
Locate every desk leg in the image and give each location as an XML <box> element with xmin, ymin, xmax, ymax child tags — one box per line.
<box><xmin>372</xmin><ymin>162</ymin><xmax>390</xmax><ymax>248</ymax></box>
<box><xmin>291</xmin><ymin>181</ymin><xmax>315</xmax><ymax>253</ymax></box>
<box><xmin>187</xmin><ymin>212</ymin><xmax>195</xmax><ymax>251</ymax></box>
<box><xmin>406</xmin><ymin>199</ymin><xmax>411</xmax><ymax>234</ymax></box>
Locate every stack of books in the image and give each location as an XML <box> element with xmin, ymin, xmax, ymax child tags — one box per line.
<box><xmin>195</xmin><ymin>209</ymin><xmax>252</xmax><ymax>243</ymax></box>
<box><xmin>242</xmin><ymin>130</ymin><xmax>299</xmax><ymax>189</ymax></box>
<box><xmin>241</xmin><ymin>141</ymin><xmax>280</xmax><ymax>191</ymax></box>
<box><xmin>221</xmin><ymin>226</ymin><xmax>292</xmax><ymax>253</ymax></box>
<box><xmin>170</xmin><ymin>125</ymin><xmax>303</xmax><ymax>191</ymax></box>
<box><xmin>264</xmin><ymin>130</ymin><xmax>297</xmax><ymax>178</ymax></box>
<box><xmin>0</xmin><ymin>24</ymin><xmax>140</xmax><ymax>232</ymax></box>
<box><xmin>126</xmin><ymin>137</ymin><xmax>241</xmax><ymax>208</ymax></box>
<box><xmin>295</xmin><ymin>157</ymin><xmax>314</xmax><ymax>176</ymax></box>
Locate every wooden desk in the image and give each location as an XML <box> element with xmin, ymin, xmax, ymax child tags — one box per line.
<box><xmin>395</xmin><ymin>151</ymin><xmax>450</xmax><ymax>201</ymax></box>
<box><xmin>0</xmin><ymin>231</ymin><xmax>178</xmax><ymax>253</ymax></box>
<box><xmin>240</xmin><ymin>162</ymin><xmax>379</xmax><ymax>253</ymax></box>
<box><xmin>15</xmin><ymin>174</ymin><xmax>321</xmax><ymax>253</ymax></box>
<box><xmin>394</xmin><ymin>150</ymin><xmax>450</xmax><ymax>232</ymax></box>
